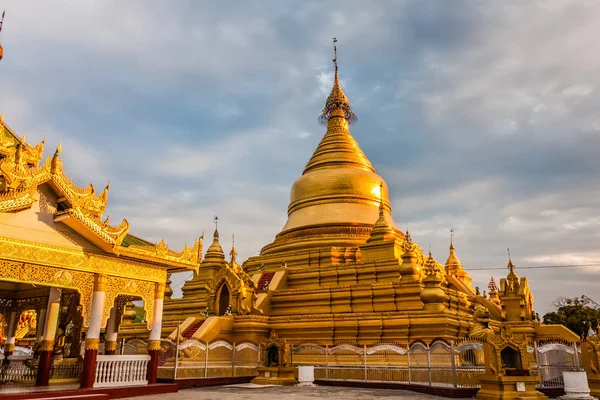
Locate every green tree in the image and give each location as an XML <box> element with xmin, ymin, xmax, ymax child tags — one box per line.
<box><xmin>543</xmin><ymin>297</ymin><xmax>600</xmax><ymax>338</ymax></box>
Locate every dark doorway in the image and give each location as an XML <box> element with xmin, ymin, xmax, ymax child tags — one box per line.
<box><xmin>218</xmin><ymin>285</ymin><xmax>230</xmax><ymax>316</ymax></box>
<box><xmin>501</xmin><ymin>346</ymin><xmax>522</xmax><ymax>370</ymax></box>
<box><xmin>266</xmin><ymin>345</ymin><xmax>279</xmax><ymax>367</ymax></box>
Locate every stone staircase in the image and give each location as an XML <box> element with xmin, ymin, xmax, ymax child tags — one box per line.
<box><xmin>182</xmin><ymin>319</ymin><xmax>205</xmax><ymax>339</ymax></box>
<box><xmin>257</xmin><ymin>272</ymin><xmax>275</xmax><ymax>291</ymax></box>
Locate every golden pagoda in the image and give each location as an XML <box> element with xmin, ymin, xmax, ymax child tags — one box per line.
<box><xmin>126</xmin><ymin>41</ymin><xmax>577</xmax><ymax>353</ymax></box>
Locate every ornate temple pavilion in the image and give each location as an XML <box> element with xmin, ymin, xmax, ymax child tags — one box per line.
<box><xmin>0</xmin><ymin>116</ymin><xmax>200</xmax><ymax>390</ymax></box>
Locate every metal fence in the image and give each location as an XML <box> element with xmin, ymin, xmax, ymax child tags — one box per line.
<box><xmin>291</xmin><ymin>340</ymin><xmax>485</xmax><ymax>388</ymax></box>
<box><xmin>0</xmin><ymin>356</ymin><xmax>83</xmax><ymax>384</ymax></box>
<box><xmin>533</xmin><ymin>341</ymin><xmax>581</xmax><ymax>389</ymax></box>
<box><xmin>120</xmin><ymin>338</ymin><xmax>261</xmax><ymax>379</ymax></box>
<box><xmin>113</xmin><ymin>337</ymin><xmax>581</xmax><ymax>389</ymax></box>
<box><xmin>291</xmin><ymin>340</ymin><xmax>582</xmax><ymax>390</ymax></box>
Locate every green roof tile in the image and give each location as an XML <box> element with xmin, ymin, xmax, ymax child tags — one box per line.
<box><xmin>121</xmin><ymin>233</ymin><xmax>155</xmax><ymax>247</ymax></box>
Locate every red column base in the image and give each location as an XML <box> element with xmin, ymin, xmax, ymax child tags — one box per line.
<box><xmin>147</xmin><ymin>349</ymin><xmax>160</xmax><ymax>384</ymax></box>
<box><xmin>80</xmin><ymin>348</ymin><xmax>98</xmax><ymax>389</ymax></box>
<box><xmin>104</xmin><ymin>350</ymin><xmax>116</xmax><ymax>355</ymax></box>
<box><xmin>35</xmin><ymin>350</ymin><xmax>53</xmax><ymax>386</ymax></box>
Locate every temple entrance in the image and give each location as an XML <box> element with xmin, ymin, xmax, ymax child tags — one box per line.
<box><xmin>0</xmin><ymin>282</ymin><xmax>84</xmax><ymax>386</ymax></box>
<box><xmin>218</xmin><ymin>284</ymin><xmax>230</xmax><ymax>316</ymax></box>
<box><xmin>266</xmin><ymin>345</ymin><xmax>279</xmax><ymax>367</ymax></box>
<box><xmin>501</xmin><ymin>346</ymin><xmax>523</xmax><ymax>375</ymax></box>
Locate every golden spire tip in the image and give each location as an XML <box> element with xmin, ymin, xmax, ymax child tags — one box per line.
<box><xmin>213</xmin><ymin>215</ymin><xmax>219</xmax><ymax>239</ymax></box>
<box><xmin>318</xmin><ymin>37</ymin><xmax>357</xmax><ymax>126</ymax></box>
<box><xmin>507</xmin><ymin>248</ymin><xmax>516</xmax><ymax>273</ymax></box>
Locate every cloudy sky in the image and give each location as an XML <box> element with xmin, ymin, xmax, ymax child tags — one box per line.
<box><xmin>1</xmin><ymin>0</ymin><xmax>599</xmax><ymax>313</ymax></box>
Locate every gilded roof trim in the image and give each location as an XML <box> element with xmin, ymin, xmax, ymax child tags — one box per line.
<box><xmin>0</xmin><ymin>117</ymin><xmax>199</xmax><ymax>271</ymax></box>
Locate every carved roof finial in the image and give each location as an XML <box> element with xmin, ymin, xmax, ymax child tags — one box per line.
<box><xmin>424</xmin><ymin>249</ymin><xmax>439</xmax><ymax>275</ymax></box>
<box><xmin>197</xmin><ymin>229</ymin><xmax>205</xmax><ymax>261</ymax></box>
<box><xmin>450</xmin><ymin>228</ymin><xmax>455</xmax><ymax>250</ymax></box>
<box><xmin>402</xmin><ymin>229</ymin><xmax>414</xmax><ymax>253</ymax></box>
<box><xmin>51</xmin><ymin>142</ymin><xmax>62</xmax><ymax>173</ymax></box>
<box><xmin>318</xmin><ymin>38</ymin><xmax>357</xmax><ymax>126</ymax></box>
<box><xmin>488</xmin><ymin>276</ymin><xmax>499</xmax><ymax>292</ymax></box>
<box><xmin>14</xmin><ymin>143</ymin><xmax>22</xmax><ymax>164</ymax></box>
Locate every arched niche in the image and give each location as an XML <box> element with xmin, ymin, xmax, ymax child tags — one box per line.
<box><xmin>217</xmin><ymin>283</ymin><xmax>231</xmax><ymax>316</ymax></box>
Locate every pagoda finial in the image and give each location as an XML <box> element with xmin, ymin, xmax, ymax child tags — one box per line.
<box><xmin>318</xmin><ymin>38</ymin><xmax>357</xmax><ymax>126</ymax></box>
<box><xmin>507</xmin><ymin>248</ymin><xmax>514</xmax><ymax>273</ymax></box>
<box><xmin>402</xmin><ymin>229</ymin><xmax>414</xmax><ymax>253</ymax></box>
<box><xmin>488</xmin><ymin>276</ymin><xmax>499</xmax><ymax>292</ymax></box>
<box><xmin>450</xmin><ymin>228</ymin><xmax>455</xmax><ymax>250</ymax></box>
<box><xmin>213</xmin><ymin>215</ymin><xmax>219</xmax><ymax>240</ymax></box>
<box><xmin>333</xmin><ymin>37</ymin><xmax>338</xmax><ymax>72</ymax></box>
<box><xmin>378</xmin><ymin>182</ymin><xmax>384</xmax><ymax>214</ymax></box>
<box><xmin>230</xmin><ymin>233</ymin><xmax>237</xmax><ymax>262</ymax></box>
<box><xmin>0</xmin><ymin>11</ymin><xmax>5</xmax><ymax>62</ymax></box>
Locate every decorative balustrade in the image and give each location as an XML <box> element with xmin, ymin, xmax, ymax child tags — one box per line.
<box><xmin>94</xmin><ymin>355</ymin><xmax>150</xmax><ymax>388</ymax></box>
<box><xmin>0</xmin><ymin>357</ymin><xmax>36</xmax><ymax>384</ymax></box>
<box><xmin>292</xmin><ymin>341</ymin><xmax>486</xmax><ymax>388</ymax></box>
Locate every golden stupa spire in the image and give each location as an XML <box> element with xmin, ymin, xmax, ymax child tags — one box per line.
<box><xmin>318</xmin><ymin>38</ymin><xmax>357</xmax><ymax>126</ymax></box>
<box><xmin>444</xmin><ymin>229</ymin><xmax>473</xmax><ymax>289</ymax></box>
<box><xmin>213</xmin><ymin>215</ymin><xmax>219</xmax><ymax>240</ymax></box>
<box><xmin>366</xmin><ymin>182</ymin><xmax>396</xmax><ymax>242</ymax></box>
<box><xmin>488</xmin><ymin>276</ymin><xmax>499</xmax><ymax>292</ymax></box>
<box><xmin>401</xmin><ymin>229</ymin><xmax>415</xmax><ymax>254</ymax></box>
<box><xmin>507</xmin><ymin>248</ymin><xmax>518</xmax><ymax>279</ymax></box>
<box><xmin>230</xmin><ymin>233</ymin><xmax>237</xmax><ymax>262</ymax></box>
<box><xmin>0</xmin><ymin>11</ymin><xmax>5</xmax><ymax>62</ymax></box>
<box><xmin>445</xmin><ymin>228</ymin><xmax>463</xmax><ymax>274</ymax></box>
<box><xmin>204</xmin><ymin>215</ymin><xmax>225</xmax><ymax>262</ymax></box>
<box><xmin>303</xmin><ymin>38</ymin><xmax>372</xmax><ymax>175</ymax></box>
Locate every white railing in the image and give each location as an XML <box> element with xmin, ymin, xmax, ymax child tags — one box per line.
<box><xmin>94</xmin><ymin>354</ymin><xmax>150</xmax><ymax>388</ymax></box>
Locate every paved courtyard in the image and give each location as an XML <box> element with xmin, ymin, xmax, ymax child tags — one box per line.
<box><xmin>127</xmin><ymin>384</ymin><xmax>468</xmax><ymax>400</ymax></box>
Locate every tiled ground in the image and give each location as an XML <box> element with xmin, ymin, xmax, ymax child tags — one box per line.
<box><xmin>127</xmin><ymin>384</ymin><xmax>467</xmax><ymax>400</ymax></box>
<box><xmin>0</xmin><ymin>383</ymin><xmax>78</xmax><ymax>394</ymax></box>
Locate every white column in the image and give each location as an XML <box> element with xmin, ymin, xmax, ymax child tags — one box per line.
<box><xmin>4</xmin><ymin>311</ymin><xmax>18</xmax><ymax>355</ymax></box>
<box><xmin>36</xmin><ymin>308</ymin><xmax>47</xmax><ymax>344</ymax></box>
<box><xmin>87</xmin><ymin>278</ymin><xmax>107</xmax><ymax>343</ymax></box>
<box><xmin>80</xmin><ymin>274</ymin><xmax>107</xmax><ymax>389</ymax></box>
<box><xmin>149</xmin><ymin>297</ymin><xmax>164</xmax><ymax>342</ymax></box>
<box><xmin>147</xmin><ymin>282</ymin><xmax>165</xmax><ymax>384</ymax></box>
<box><xmin>105</xmin><ymin>306</ymin><xmax>118</xmax><ymax>341</ymax></box>
<box><xmin>104</xmin><ymin>306</ymin><xmax>118</xmax><ymax>354</ymax></box>
<box><xmin>42</xmin><ymin>287</ymin><xmax>62</xmax><ymax>342</ymax></box>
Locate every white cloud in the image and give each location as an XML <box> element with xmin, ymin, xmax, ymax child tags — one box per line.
<box><xmin>3</xmin><ymin>0</ymin><xmax>600</xmax><ymax>313</ymax></box>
